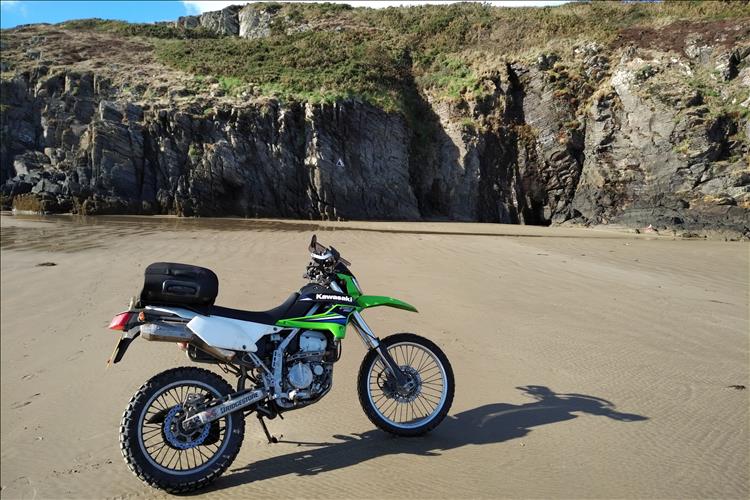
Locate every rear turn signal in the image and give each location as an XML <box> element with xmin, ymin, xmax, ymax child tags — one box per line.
<box><xmin>108</xmin><ymin>312</ymin><xmax>132</xmax><ymax>331</ymax></box>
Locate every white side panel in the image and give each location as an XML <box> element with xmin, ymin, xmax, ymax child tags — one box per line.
<box><xmin>144</xmin><ymin>306</ymin><xmax>200</xmax><ymax>320</ymax></box>
<box><xmin>186</xmin><ymin>315</ymin><xmax>281</xmax><ymax>352</ymax></box>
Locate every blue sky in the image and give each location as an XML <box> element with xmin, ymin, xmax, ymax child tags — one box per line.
<box><xmin>0</xmin><ymin>1</ymin><xmax>570</xmax><ymax>29</ymax></box>
<box><xmin>0</xmin><ymin>1</ymin><xmax>189</xmax><ymax>28</ymax></box>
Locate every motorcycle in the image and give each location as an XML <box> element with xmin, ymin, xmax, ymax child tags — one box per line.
<box><xmin>107</xmin><ymin>235</ymin><xmax>455</xmax><ymax>493</ymax></box>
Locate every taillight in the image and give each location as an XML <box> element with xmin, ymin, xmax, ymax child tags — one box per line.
<box><xmin>108</xmin><ymin>312</ymin><xmax>132</xmax><ymax>331</ymax></box>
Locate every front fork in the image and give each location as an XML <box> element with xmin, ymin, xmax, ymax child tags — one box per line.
<box><xmin>350</xmin><ymin>311</ymin><xmax>413</xmax><ymax>390</ymax></box>
<box><xmin>328</xmin><ymin>281</ymin><xmax>414</xmax><ymax>390</ymax></box>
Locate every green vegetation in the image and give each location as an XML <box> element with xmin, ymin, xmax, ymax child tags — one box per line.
<box><xmin>155</xmin><ymin>31</ymin><xmax>410</xmax><ymax>110</ymax></box>
<box><xmin>59</xmin><ymin>18</ymin><xmax>221</xmax><ymax>39</ymax></box>
<box><xmin>635</xmin><ymin>65</ymin><xmax>658</xmax><ymax>82</ymax></box>
<box><xmin>218</xmin><ymin>76</ymin><xmax>243</xmax><ymax>95</ymax></box>
<box><xmin>674</xmin><ymin>139</ymin><xmax>691</xmax><ymax>155</ymax></box>
<box><xmin>680</xmin><ymin>67</ymin><xmax>750</xmax><ymax>123</ymax></box>
<box><xmin>459</xmin><ymin>117</ymin><xmax>477</xmax><ymax>133</ymax></box>
<box><xmin>415</xmin><ymin>55</ymin><xmax>487</xmax><ymax>101</ymax></box>
<box><xmin>545</xmin><ymin>62</ymin><xmax>593</xmax><ymax>110</ymax></box>
<box><xmin>187</xmin><ymin>143</ymin><xmax>202</xmax><ymax>159</ymax></box>
<box><xmin>55</xmin><ymin>2</ymin><xmax>750</xmax><ymax>113</ymax></box>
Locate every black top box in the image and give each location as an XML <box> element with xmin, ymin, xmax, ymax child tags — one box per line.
<box><xmin>140</xmin><ymin>262</ymin><xmax>219</xmax><ymax>307</ymax></box>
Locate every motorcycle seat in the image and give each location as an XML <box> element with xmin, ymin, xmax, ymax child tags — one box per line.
<box><xmin>207</xmin><ymin>293</ymin><xmax>301</xmax><ymax>325</ymax></box>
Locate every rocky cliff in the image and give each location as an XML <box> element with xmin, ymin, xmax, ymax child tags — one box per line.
<box><xmin>1</xmin><ymin>2</ymin><xmax>749</xmax><ymax>237</ymax></box>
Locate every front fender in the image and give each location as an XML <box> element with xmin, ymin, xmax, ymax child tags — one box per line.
<box><xmin>356</xmin><ymin>295</ymin><xmax>418</xmax><ymax>313</ymax></box>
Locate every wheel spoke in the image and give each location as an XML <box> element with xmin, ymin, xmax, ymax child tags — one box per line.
<box><xmin>167</xmin><ymin>449</ymin><xmax>180</xmax><ymax>470</ymax></box>
<box><xmin>150</xmin><ymin>397</ymin><xmax>167</xmax><ymax>412</ymax></box>
<box><xmin>419</xmin><ymin>362</ymin><xmax>440</xmax><ymax>375</ymax></box>
<box><xmin>407</xmin><ymin>346</ymin><xmax>419</xmax><ymax>368</ymax></box>
<box><xmin>146</xmin><ymin>439</ymin><xmax>166</xmax><ymax>452</ymax></box>
<box><xmin>382</xmin><ymin>397</ymin><xmax>398</xmax><ymax>418</ymax></box>
<box><xmin>152</xmin><ymin>443</ymin><xmax>169</xmax><ymax>463</ymax></box>
<box><xmin>413</xmin><ymin>349</ymin><xmax>427</xmax><ymax>372</ymax></box>
<box><xmin>415</xmin><ymin>394</ymin><xmax>432</xmax><ymax>416</ymax></box>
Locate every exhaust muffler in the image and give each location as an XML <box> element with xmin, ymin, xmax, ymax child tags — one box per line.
<box><xmin>140</xmin><ymin>322</ymin><xmax>235</xmax><ymax>362</ymax></box>
<box><xmin>140</xmin><ymin>322</ymin><xmax>193</xmax><ymax>342</ymax></box>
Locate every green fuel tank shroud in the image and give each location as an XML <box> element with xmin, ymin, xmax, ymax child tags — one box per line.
<box><xmin>275</xmin><ymin>275</ymin><xmax>417</xmax><ymax>339</ymax></box>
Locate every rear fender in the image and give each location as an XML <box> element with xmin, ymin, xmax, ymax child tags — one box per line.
<box><xmin>356</xmin><ymin>295</ymin><xmax>418</xmax><ymax>313</ymax></box>
<box><xmin>108</xmin><ymin>326</ymin><xmax>141</xmax><ymax>365</ymax></box>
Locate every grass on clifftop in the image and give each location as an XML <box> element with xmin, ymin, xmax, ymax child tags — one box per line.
<box><xmin>58</xmin><ymin>1</ymin><xmax>750</xmax><ymax>113</ymax></box>
<box><xmin>60</xmin><ymin>18</ymin><xmax>222</xmax><ymax>39</ymax></box>
<box><xmin>156</xmin><ymin>31</ymin><xmax>411</xmax><ymax>110</ymax></box>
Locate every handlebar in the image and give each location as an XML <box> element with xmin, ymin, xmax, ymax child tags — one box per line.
<box><xmin>308</xmin><ymin>235</ymin><xmax>350</xmax><ymax>267</ymax></box>
<box><xmin>304</xmin><ymin>235</ymin><xmax>351</xmax><ymax>283</ymax></box>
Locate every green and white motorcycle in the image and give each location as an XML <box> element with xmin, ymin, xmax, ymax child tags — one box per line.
<box><xmin>107</xmin><ymin>235</ymin><xmax>455</xmax><ymax>493</ymax></box>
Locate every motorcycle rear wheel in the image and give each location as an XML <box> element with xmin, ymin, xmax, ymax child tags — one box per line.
<box><xmin>357</xmin><ymin>333</ymin><xmax>454</xmax><ymax>436</ymax></box>
<box><xmin>119</xmin><ymin>367</ymin><xmax>244</xmax><ymax>493</ymax></box>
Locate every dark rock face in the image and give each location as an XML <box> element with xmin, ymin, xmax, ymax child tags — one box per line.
<box><xmin>0</xmin><ymin>71</ymin><xmax>419</xmax><ymax>219</ymax></box>
<box><xmin>1</xmin><ymin>24</ymin><xmax>748</xmax><ymax>238</ymax></box>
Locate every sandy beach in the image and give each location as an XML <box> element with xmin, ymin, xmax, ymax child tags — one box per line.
<box><xmin>1</xmin><ymin>214</ymin><xmax>747</xmax><ymax>499</ymax></box>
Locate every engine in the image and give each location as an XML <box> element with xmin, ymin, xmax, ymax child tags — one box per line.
<box><xmin>282</xmin><ymin>330</ymin><xmax>336</xmax><ymax>403</ymax></box>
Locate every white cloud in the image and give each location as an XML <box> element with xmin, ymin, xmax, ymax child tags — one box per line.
<box><xmin>1</xmin><ymin>0</ymin><xmax>27</xmax><ymax>16</ymax></box>
<box><xmin>183</xmin><ymin>0</ymin><xmax>569</xmax><ymax>15</ymax></box>
<box><xmin>183</xmin><ymin>1</ymin><xmax>232</xmax><ymax>14</ymax></box>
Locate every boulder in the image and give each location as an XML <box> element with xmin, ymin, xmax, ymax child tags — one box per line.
<box><xmin>199</xmin><ymin>6</ymin><xmax>241</xmax><ymax>36</ymax></box>
<box><xmin>239</xmin><ymin>5</ymin><xmax>274</xmax><ymax>39</ymax></box>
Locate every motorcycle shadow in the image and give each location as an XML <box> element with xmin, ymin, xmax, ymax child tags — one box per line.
<box><xmin>202</xmin><ymin>385</ymin><xmax>647</xmax><ymax>493</ymax></box>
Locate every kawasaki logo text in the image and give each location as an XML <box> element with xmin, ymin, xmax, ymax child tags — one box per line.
<box><xmin>316</xmin><ymin>294</ymin><xmax>353</xmax><ymax>302</ymax></box>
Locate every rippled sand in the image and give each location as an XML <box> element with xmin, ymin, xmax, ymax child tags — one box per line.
<box><xmin>1</xmin><ymin>214</ymin><xmax>747</xmax><ymax>499</ymax></box>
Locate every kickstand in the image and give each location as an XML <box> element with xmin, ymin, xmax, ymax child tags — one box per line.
<box><xmin>257</xmin><ymin>415</ymin><xmax>278</xmax><ymax>444</ymax></box>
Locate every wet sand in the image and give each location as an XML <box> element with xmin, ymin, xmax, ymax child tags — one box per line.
<box><xmin>1</xmin><ymin>214</ymin><xmax>748</xmax><ymax>499</ymax></box>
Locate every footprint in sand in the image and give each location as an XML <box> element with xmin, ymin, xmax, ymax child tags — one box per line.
<box><xmin>21</xmin><ymin>369</ymin><xmax>44</xmax><ymax>381</ymax></box>
<box><xmin>66</xmin><ymin>350</ymin><xmax>84</xmax><ymax>361</ymax></box>
<box><xmin>11</xmin><ymin>393</ymin><xmax>41</xmax><ymax>409</ymax></box>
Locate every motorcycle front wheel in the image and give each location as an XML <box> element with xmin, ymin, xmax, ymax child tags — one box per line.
<box><xmin>119</xmin><ymin>367</ymin><xmax>245</xmax><ymax>493</ymax></box>
<box><xmin>358</xmin><ymin>333</ymin><xmax>454</xmax><ymax>436</ymax></box>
